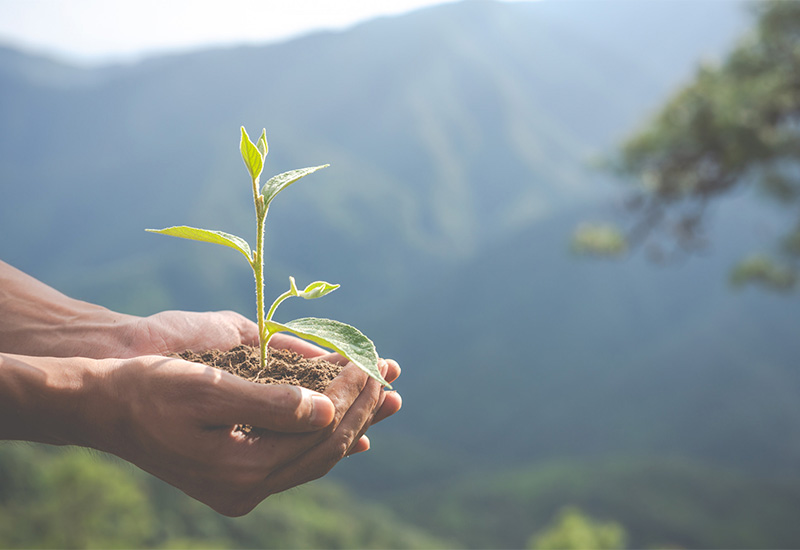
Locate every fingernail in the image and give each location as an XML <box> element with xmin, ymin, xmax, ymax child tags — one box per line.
<box><xmin>309</xmin><ymin>393</ymin><xmax>334</xmax><ymax>428</ymax></box>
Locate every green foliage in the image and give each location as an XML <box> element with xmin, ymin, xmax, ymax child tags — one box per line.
<box><xmin>730</xmin><ymin>254</ymin><xmax>796</xmax><ymax>290</ymax></box>
<box><xmin>146</xmin><ymin>226</ymin><xmax>252</xmax><ymax>261</ymax></box>
<box><xmin>611</xmin><ymin>0</ymin><xmax>800</xmax><ymax>285</ymax></box>
<box><xmin>0</xmin><ymin>446</ymin><xmax>155</xmax><ymax>549</ymax></box>
<box><xmin>0</xmin><ymin>445</ymin><xmax>447</xmax><ymax>549</ymax></box>
<box><xmin>389</xmin><ymin>457</ymin><xmax>800</xmax><ymax>549</ymax></box>
<box><xmin>261</xmin><ymin>165</ymin><xmax>329</xmax><ymax>207</ymax></box>
<box><xmin>571</xmin><ymin>223</ymin><xmax>627</xmax><ymax>257</ymax></box>
<box><xmin>528</xmin><ymin>506</ymin><xmax>627</xmax><ymax>550</ymax></box>
<box><xmin>148</xmin><ymin>127</ymin><xmax>388</xmax><ymax>386</ymax></box>
<box><xmin>264</xmin><ymin>317</ymin><xmax>380</xmax><ymax>381</ymax></box>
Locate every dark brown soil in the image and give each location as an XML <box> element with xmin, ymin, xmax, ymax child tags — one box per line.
<box><xmin>175</xmin><ymin>344</ymin><xmax>343</xmax><ymax>393</ymax></box>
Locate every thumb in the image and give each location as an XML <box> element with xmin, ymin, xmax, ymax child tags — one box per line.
<box><xmin>213</xmin><ymin>376</ymin><xmax>335</xmax><ymax>432</ymax></box>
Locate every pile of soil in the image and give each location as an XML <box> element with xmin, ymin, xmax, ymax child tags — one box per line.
<box><xmin>176</xmin><ymin>344</ymin><xmax>343</xmax><ymax>393</ymax></box>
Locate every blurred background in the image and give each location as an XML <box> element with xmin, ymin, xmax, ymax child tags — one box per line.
<box><xmin>2</xmin><ymin>0</ymin><xmax>800</xmax><ymax>548</ymax></box>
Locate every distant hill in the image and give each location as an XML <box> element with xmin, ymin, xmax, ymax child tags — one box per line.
<box><xmin>359</xmin><ymin>198</ymin><xmax>800</xmax><ymax>479</ymax></box>
<box><xmin>0</xmin><ymin>0</ymin><xmax>750</xmax><ymax>311</ymax></box>
<box><xmin>390</xmin><ymin>457</ymin><xmax>800</xmax><ymax>548</ymax></box>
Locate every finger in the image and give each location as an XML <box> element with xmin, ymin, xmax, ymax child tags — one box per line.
<box><xmin>323</xmin><ymin>362</ymin><xmax>370</xmax><ymax>424</ymax></box>
<box><xmin>348</xmin><ymin>435</ymin><xmax>370</xmax><ymax>455</ymax></box>
<box><xmin>322</xmin><ymin>358</ymin><xmax>386</xmax><ymax>459</ymax></box>
<box><xmin>209</xmin><ymin>371</ymin><xmax>335</xmax><ymax>432</ymax></box>
<box><xmin>382</xmin><ymin>359</ymin><xmax>401</xmax><ymax>384</ymax></box>
<box><xmin>224</xmin><ymin>361</ymin><xmax>371</xmax><ymax>477</ymax></box>
<box><xmin>258</xmin><ymin>366</ymin><xmax>381</xmax><ymax>494</ymax></box>
<box><xmin>341</xmin><ymin>359</ymin><xmax>392</xmax><ymax>454</ymax></box>
<box><xmin>219</xmin><ymin>310</ymin><xmax>259</xmax><ymax>347</ymax></box>
<box><xmin>343</xmin><ymin>383</ymin><xmax>385</xmax><ymax>456</ymax></box>
<box><xmin>372</xmin><ymin>391</ymin><xmax>402</xmax><ymax>425</ymax></box>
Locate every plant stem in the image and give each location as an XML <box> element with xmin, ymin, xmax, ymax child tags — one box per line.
<box><xmin>266</xmin><ymin>289</ymin><xmax>293</xmax><ymax>323</ymax></box>
<box><xmin>254</xmin><ymin>195</ymin><xmax>268</xmax><ymax>369</ymax></box>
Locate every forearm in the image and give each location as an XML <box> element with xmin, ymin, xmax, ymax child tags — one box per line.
<box><xmin>0</xmin><ymin>352</ymin><xmax>120</xmax><ymax>449</ymax></box>
<box><xmin>0</xmin><ymin>260</ymin><xmax>138</xmax><ymax>358</ymax></box>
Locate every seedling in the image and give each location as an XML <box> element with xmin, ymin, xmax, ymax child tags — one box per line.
<box><xmin>147</xmin><ymin>127</ymin><xmax>389</xmax><ymax>387</ymax></box>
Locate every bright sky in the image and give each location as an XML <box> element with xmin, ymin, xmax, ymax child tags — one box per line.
<box><xmin>0</xmin><ymin>0</ymin><xmax>501</xmax><ymax>65</ymax></box>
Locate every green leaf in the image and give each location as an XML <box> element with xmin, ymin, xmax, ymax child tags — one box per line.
<box><xmin>146</xmin><ymin>226</ymin><xmax>252</xmax><ymax>262</ymax></box>
<box><xmin>256</xmin><ymin>129</ymin><xmax>268</xmax><ymax>158</ymax></box>
<box><xmin>265</xmin><ymin>317</ymin><xmax>389</xmax><ymax>387</ymax></box>
<box><xmin>261</xmin><ymin>165</ymin><xmax>329</xmax><ymax>207</ymax></box>
<box><xmin>240</xmin><ymin>126</ymin><xmax>265</xmax><ymax>182</ymax></box>
<box><xmin>289</xmin><ymin>276</ymin><xmax>340</xmax><ymax>299</ymax></box>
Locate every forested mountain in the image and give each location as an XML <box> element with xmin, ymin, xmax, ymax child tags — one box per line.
<box><xmin>5</xmin><ymin>1</ymin><xmax>800</xmax><ymax>548</ymax></box>
<box><xmin>0</xmin><ymin>0</ymin><xmax>749</xmax><ymax>311</ymax></box>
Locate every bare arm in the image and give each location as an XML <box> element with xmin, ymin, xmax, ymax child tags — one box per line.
<box><xmin>0</xmin><ymin>350</ymin><xmax>400</xmax><ymax>516</ymax></box>
<box><xmin>0</xmin><ymin>260</ymin><xmax>402</xmax><ymax>514</ymax></box>
<box><xmin>0</xmin><ymin>260</ymin><xmax>136</xmax><ymax>357</ymax></box>
<box><xmin>0</xmin><ymin>259</ymin><xmax>259</xmax><ymax>358</ymax></box>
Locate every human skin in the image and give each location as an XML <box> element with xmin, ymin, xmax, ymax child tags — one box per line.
<box><xmin>0</xmin><ymin>260</ymin><xmax>402</xmax><ymax>516</ymax></box>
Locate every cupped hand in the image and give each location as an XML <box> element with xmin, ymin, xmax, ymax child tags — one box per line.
<box><xmin>125</xmin><ymin>310</ymin><xmax>259</xmax><ymax>357</ymax></box>
<box><xmin>268</xmin><ymin>334</ymin><xmax>403</xmax><ymax>453</ymax></box>
<box><xmin>127</xmin><ymin>313</ymin><xmax>402</xmax><ymax>443</ymax></box>
<box><xmin>101</xmin><ymin>350</ymin><xmax>400</xmax><ymax>516</ymax></box>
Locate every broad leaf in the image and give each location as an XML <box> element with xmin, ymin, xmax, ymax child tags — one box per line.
<box><xmin>146</xmin><ymin>226</ymin><xmax>252</xmax><ymax>262</ymax></box>
<box><xmin>265</xmin><ymin>317</ymin><xmax>389</xmax><ymax>387</ymax></box>
<box><xmin>240</xmin><ymin>126</ymin><xmax>265</xmax><ymax>182</ymax></box>
<box><xmin>289</xmin><ymin>276</ymin><xmax>340</xmax><ymax>299</ymax></box>
<box><xmin>261</xmin><ymin>165</ymin><xmax>329</xmax><ymax>207</ymax></box>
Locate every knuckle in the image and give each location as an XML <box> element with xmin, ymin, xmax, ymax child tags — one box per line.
<box><xmin>271</xmin><ymin>385</ymin><xmax>306</xmax><ymax>423</ymax></box>
<box><xmin>328</xmin><ymin>431</ymin><xmax>355</xmax><ymax>463</ymax></box>
<box><xmin>301</xmin><ymin>436</ymin><xmax>352</xmax><ymax>483</ymax></box>
<box><xmin>366</xmin><ymin>389</ymin><xmax>381</xmax><ymax>412</ymax></box>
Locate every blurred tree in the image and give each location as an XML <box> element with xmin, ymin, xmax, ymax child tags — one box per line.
<box><xmin>527</xmin><ymin>506</ymin><xmax>627</xmax><ymax>550</ymax></box>
<box><xmin>0</xmin><ymin>447</ymin><xmax>155</xmax><ymax>549</ymax></box>
<box><xmin>578</xmin><ymin>0</ymin><xmax>800</xmax><ymax>290</ymax></box>
<box><xmin>0</xmin><ymin>445</ymin><xmax>448</xmax><ymax>549</ymax></box>
<box><xmin>571</xmin><ymin>223</ymin><xmax>627</xmax><ymax>257</ymax></box>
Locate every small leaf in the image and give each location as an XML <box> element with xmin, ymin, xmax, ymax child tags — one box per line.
<box><xmin>291</xmin><ymin>277</ymin><xmax>340</xmax><ymax>299</ymax></box>
<box><xmin>265</xmin><ymin>317</ymin><xmax>389</xmax><ymax>387</ymax></box>
<box><xmin>261</xmin><ymin>165</ymin><xmax>329</xmax><ymax>207</ymax></box>
<box><xmin>240</xmin><ymin>126</ymin><xmax>265</xmax><ymax>182</ymax></box>
<box><xmin>256</xmin><ymin>129</ymin><xmax>268</xmax><ymax>158</ymax></box>
<box><xmin>299</xmin><ymin>281</ymin><xmax>340</xmax><ymax>299</ymax></box>
<box><xmin>146</xmin><ymin>226</ymin><xmax>252</xmax><ymax>262</ymax></box>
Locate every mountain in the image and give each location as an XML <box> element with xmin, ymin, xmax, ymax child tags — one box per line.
<box><xmin>0</xmin><ymin>0</ymin><xmax>750</xmax><ymax>313</ymax></box>
<box><xmin>359</xmin><ymin>197</ymin><xmax>800</xmax><ymax>476</ymax></box>
<box><xmin>6</xmin><ymin>1</ymin><xmax>800</xmax><ymax>547</ymax></box>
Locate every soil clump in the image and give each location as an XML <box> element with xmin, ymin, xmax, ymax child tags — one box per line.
<box><xmin>176</xmin><ymin>344</ymin><xmax>343</xmax><ymax>393</ymax></box>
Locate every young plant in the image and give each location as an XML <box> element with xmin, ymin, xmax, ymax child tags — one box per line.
<box><xmin>147</xmin><ymin>127</ymin><xmax>389</xmax><ymax>387</ymax></box>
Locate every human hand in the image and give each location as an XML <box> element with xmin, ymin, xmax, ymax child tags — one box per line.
<box><xmin>108</xmin><ymin>305</ymin><xmax>402</xmax><ymax>462</ymax></box>
<box><xmin>96</xmin><ymin>353</ymin><xmax>400</xmax><ymax>516</ymax></box>
<box><xmin>0</xmin><ymin>260</ymin><xmax>261</xmax><ymax>358</ymax></box>
<box><xmin>127</xmin><ymin>311</ymin><xmax>402</xmax><ymax>452</ymax></box>
<box><xmin>124</xmin><ymin>309</ymin><xmax>259</xmax><ymax>357</ymax></box>
<box><xmin>266</xmin><ymin>334</ymin><xmax>403</xmax><ymax>453</ymax></box>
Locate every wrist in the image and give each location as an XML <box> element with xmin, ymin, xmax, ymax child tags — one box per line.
<box><xmin>0</xmin><ymin>260</ymin><xmax>141</xmax><ymax>358</ymax></box>
<box><xmin>0</xmin><ymin>353</ymin><xmax>123</xmax><ymax>450</ymax></box>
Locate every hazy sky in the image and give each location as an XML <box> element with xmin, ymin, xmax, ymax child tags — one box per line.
<box><xmin>0</xmin><ymin>0</ymin><xmax>508</xmax><ymax>65</ymax></box>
